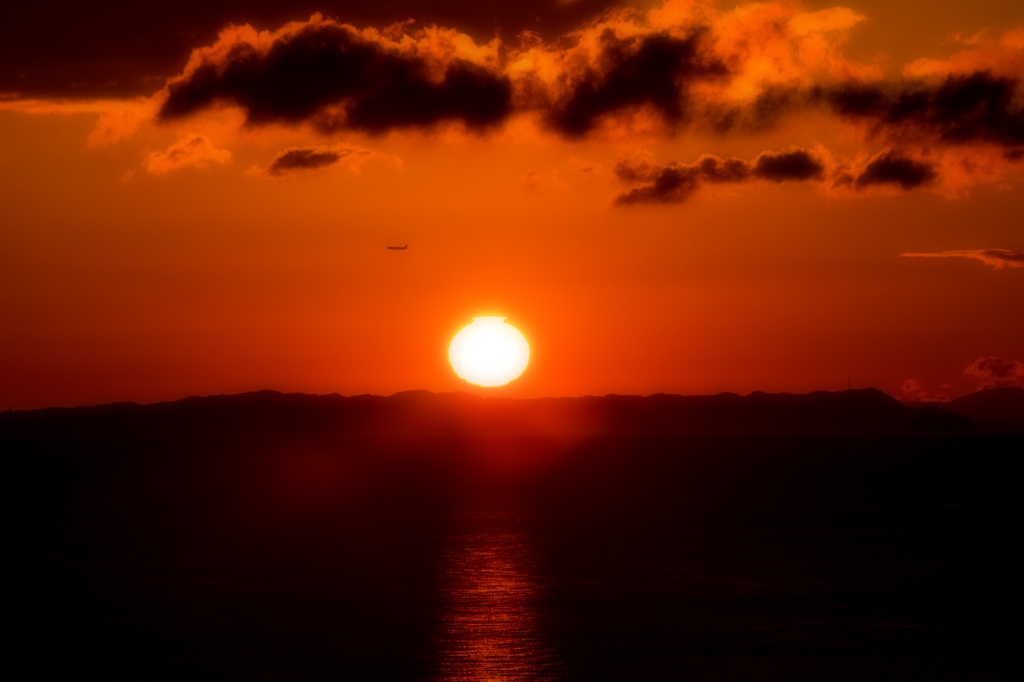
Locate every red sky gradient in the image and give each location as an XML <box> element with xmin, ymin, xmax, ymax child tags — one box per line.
<box><xmin>2</xmin><ymin>0</ymin><xmax>1022</xmax><ymax>409</ymax></box>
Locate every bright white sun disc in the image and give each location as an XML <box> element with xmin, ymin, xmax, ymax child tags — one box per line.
<box><xmin>449</xmin><ymin>317</ymin><xmax>530</xmax><ymax>387</ymax></box>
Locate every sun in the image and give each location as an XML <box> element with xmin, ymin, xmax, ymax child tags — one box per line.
<box><xmin>449</xmin><ymin>317</ymin><xmax>530</xmax><ymax>387</ymax></box>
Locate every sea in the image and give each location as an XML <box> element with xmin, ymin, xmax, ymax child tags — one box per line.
<box><xmin>12</xmin><ymin>432</ymin><xmax>1021</xmax><ymax>680</ymax></box>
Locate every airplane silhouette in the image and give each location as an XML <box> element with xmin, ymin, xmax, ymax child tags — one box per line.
<box><xmin>386</xmin><ymin>244</ymin><xmax>408</xmax><ymax>251</ymax></box>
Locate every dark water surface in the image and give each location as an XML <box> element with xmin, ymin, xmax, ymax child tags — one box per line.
<box><xmin>11</xmin><ymin>433</ymin><xmax>1023</xmax><ymax>680</ymax></box>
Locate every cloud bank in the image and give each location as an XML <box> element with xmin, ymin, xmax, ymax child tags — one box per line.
<box><xmin>148</xmin><ymin>4</ymin><xmax>1024</xmax><ymax>152</ymax></box>
<box><xmin>6</xmin><ymin>2</ymin><xmax>1023</xmax><ymax>199</ymax></box>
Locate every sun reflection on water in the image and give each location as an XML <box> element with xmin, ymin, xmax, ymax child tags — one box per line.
<box><xmin>436</xmin><ymin>493</ymin><xmax>557</xmax><ymax>681</ymax></box>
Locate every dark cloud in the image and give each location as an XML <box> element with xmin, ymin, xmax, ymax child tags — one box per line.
<box><xmin>614</xmin><ymin>166</ymin><xmax>701</xmax><ymax>206</ymax></box>
<box><xmin>964</xmin><ymin>356</ymin><xmax>1024</xmax><ymax>389</ymax></box>
<box><xmin>855</xmin><ymin>151</ymin><xmax>936</xmax><ymax>190</ymax></box>
<box><xmin>613</xmin><ymin>148</ymin><xmax>824</xmax><ymax>205</ymax></box>
<box><xmin>159</xmin><ymin>22</ymin><xmax>512</xmax><ymax>133</ymax></box>
<box><xmin>823</xmin><ymin>72</ymin><xmax>1024</xmax><ymax>148</ymax></box>
<box><xmin>1</xmin><ymin>0</ymin><xmax>615</xmax><ymax>98</ymax></box>
<box><xmin>545</xmin><ymin>29</ymin><xmax>728</xmax><ymax>137</ymax></box>
<box><xmin>752</xmin><ymin>150</ymin><xmax>824</xmax><ymax>182</ymax></box>
<box><xmin>259</xmin><ymin>143</ymin><xmax>391</xmax><ymax>177</ymax></box>
<box><xmin>150</xmin><ymin>15</ymin><xmax>1022</xmax><ymax>152</ymax></box>
<box><xmin>265</xmin><ymin>147</ymin><xmax>346</xmax><ymax>176</ymax></box>
<box><xmin>693</xmin><ymin>155</ymin><xmax>751</xmax><ymax>183</ymax></box>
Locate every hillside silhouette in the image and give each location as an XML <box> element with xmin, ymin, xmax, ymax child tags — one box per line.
<box><xmin>941</xmin><ymin>386</ymin><xmax>1024</xmax><ymax>426</ymax></box>
<box><xmin>0</xmin><ymin>387</ymin><xmax>981</xmax><ymax>442</ymax></box>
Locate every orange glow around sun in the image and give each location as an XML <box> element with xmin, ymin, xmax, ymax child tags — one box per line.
<box><xmin>449</xmin><ymin>317</ymin><xmax>530</xmax><ymax>387</ymax></box>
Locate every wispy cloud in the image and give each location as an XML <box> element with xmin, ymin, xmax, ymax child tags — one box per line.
<box><xmin>144</xmin><ymin>134</ymin><xmax>232</xmax><ymax>175</ymax></box>
<box><xmin>964</xmin><ymin>356</ymin><xmax>1024</xmax><ymax>389</ymax></box>
<box><xmin>901</xmin><ymin>249</ymin><xmax>1024</xmax><ymax>269</ymax></box>
<box><xmin>899</xmin><ymin>379</ymin><xmax>950</xmax><ymax>403</ymax></box>
<box><xmin>257</xmin><ymin>144</ymin><xmax>401</xmax><ymax>178</ymax></box>
<box><xmin>0</xmin><ymin>97</ymin><xmax>154</xmax><ymax>147</ymax></box>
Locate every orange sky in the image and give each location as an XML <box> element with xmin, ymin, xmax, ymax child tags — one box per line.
<box><xmin>2</xmin><ymin>0</ymin><xmax>1023</xmax><ymax>409</ymax></box>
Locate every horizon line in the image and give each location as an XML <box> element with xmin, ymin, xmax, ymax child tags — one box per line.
<box><xmin>6</xmin><ymin>385</ymin><xmax>1001</xmax><ymax>414</ymax></box>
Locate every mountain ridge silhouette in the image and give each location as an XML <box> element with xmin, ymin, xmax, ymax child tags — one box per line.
<box><xmin>2</xmin><ymin>386</ymin><xmax>996</xmax><ymax>440</ymax></box>
<box><xmin>939</xmin><ymin>386</ymin><xmax>1024</xmax><ymax>425</ymax></box>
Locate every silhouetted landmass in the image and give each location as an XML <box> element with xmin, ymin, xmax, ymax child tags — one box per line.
<box><xmin>942</xmin><ymin>386</ymin><xmax>1024</xmax><ymax>426</ymax></box>
<box><xmin>0</xmin><ymin>387</ymin><xmax>978</xmax><ymax>443</ymax></box>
